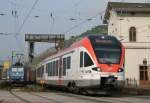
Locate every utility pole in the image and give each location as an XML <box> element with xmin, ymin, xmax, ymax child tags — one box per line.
<box><xmin>29</xmin><ymin>42</ymin><xmax>35</xmax><ymax>63</ymax></box>
<box><xmin>11</xmin><ymin>51</ymin><xmax>15</xmax><ymax>66</ymax></box>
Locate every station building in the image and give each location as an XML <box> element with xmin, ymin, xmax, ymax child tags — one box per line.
<box><xmin>103</xmin><ymin>2</ymin><xmax>150</xmax><ymax>87</ymax></box>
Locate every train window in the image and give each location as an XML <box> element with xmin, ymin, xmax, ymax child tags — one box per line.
<box><xmin>56</xmin><ymin>60</ymin><xmax>59</xmax><ymax>76</ymax></box>
<box><xmin>84</xmin><ymin>52</ymin><xmax>94</xmax><ymax>67</ymax></box>
<box><xmin>40</xmin><ymin>67</ymin><xmax>42</xmax><ymax>77</ymax></box>
<box><xmin>52</xmin><ymin>61</ymin><xmax>54</xmax><ymax>76</ymax></box>
<box><xmin>48</xmin><ymin>63</ymin><xmax>50</xmax><ymax>76</ymax></box>
<box><xmin>47</xmin><ymin>63</ymin><xmax>49</xmax><ymax>76</ymax></box>
<box><xmin>53</xmin><ymin>61</ymin><xmax>55</xmax><ymax>76</ymax></box>
<box><xmin>59</xmin><ymin>58</ymin><xmax>62</xmax><ymax>76</ymax></box>
<box><xmin>48</xmin><ymin>64</ymin><xmax>49</xmax><ymax>74</ymax></box>
<box><xmin>49</xmin><ymin>62</ymin><xmax>51</xmax><ymax>76</ymax></box>
<box><xmin>51</xmin><ymin>62</ymin><xmax>53</xmax><ymax>76</ymax></box>
<box><xmin>38</xmin><ymin>68</ymin><xmax>40</xmax><ymax>77</ymax></box>
<box><xmin>46</xmin><ymin>64</ymin><xmax>48</xmax><ymax>73</ymax></box>
<box><xmin>42</xmin><ymin>65</ymin><xmax>44</xmax><ymax>77</ymax></box>
<box><xmin>37</xmin><ymin>68</ymin><xmax>39</xmax><ymax>77</ymax></box>
<box><xmin>48</xmin><ymin>62</ymin><xmax>50</xmax><ymax>76</ymax></box>
<box><xmin>37</xmin><ymin>66</ymin><xmax>44</xmax><ymax>78</ymax></box>
<box><xmin>38</xmin><ymin>67</ymin><xmax>40</xmax><ymax>77</ymax></box>
<box><xmin>37</xmin><ymin>68</ymin><xmax>38</xmax><ymax>77</ymax></box>
<box><xmin>12</xmin><ymin>68</ymin><xmax>17</xmax><ymax>72</ymax></box>
<box><xmin>80</xmin><ymin>51</ymin><xmax>83</xmax><ymax>67</ymax></box>
<box><xmin>63</xmin><ymin>58</ymin><xmax>66</xmax><ymax>76</ymax></box>
<box><xmin>67</xmin><ymin>56</ymin><xmax>71</xmax><ymax>69</ymax></box>
<box><xmin>39</xmin><ymin>67</ymin><xmax>41</xmax><ymax>77</ymax></box>
<box><xmin>18</xmin><ymin>68</ymin><xmax>23</xmax><ymax>72</ymax></box>
<box><xmin>54</xmin><ymin>61</ymin><xmax>56</xmax><ymax>76</ymax></box>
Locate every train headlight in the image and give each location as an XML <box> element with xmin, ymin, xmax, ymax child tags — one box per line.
<box><xmin>92</xmin><ymin>67</ymin><xmax>101</xmax><ymax>72</ymax></box>
<box><xmin>118</xmin><ymin>68</ymin><xmax>124</xmax><ymax>72</ymax></box>
<box><xmin>97</xmin><ymin>68</ymin><xmax>101</xmax><ymax>72</ymax></box>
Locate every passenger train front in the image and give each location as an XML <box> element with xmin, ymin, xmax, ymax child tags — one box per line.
<box><xmin>36</xmin><ymin>35</ymin><xmax>125</xmax><ymax>92</ymax></box>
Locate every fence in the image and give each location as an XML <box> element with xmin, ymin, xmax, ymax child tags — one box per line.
<box><xmin>125</xmin><ymin>78</ymin><xmax>150</xmax><ymax>88</ymax></box>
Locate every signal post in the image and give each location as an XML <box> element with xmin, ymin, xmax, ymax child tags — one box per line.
<box><xmin>25</xmin><ymin>34</ymin><xmax>65</xmax><ymax>63</ymax></box>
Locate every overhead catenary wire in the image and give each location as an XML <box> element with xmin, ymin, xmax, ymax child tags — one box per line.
<box><xmin>9</xmin><ymin>0</ymin><xmax>25</xmax><ymax>52</ymax></box>
<box><xmin>15</xmin><ymin>0</ymin><xmax>39</xmax><ymax>36</ymax></box>
<box><xmin>63</xmin><ymin>10</ymin><xmax>105</xmax><ymax>34</ymax></box>
<box><xmin>6</xmin><ymin>0</ymin><xmax>39</xmax><ymax>57</ymax></box>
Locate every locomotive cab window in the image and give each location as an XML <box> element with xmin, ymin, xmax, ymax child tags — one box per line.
<box><xmin>84</xmin><ymin>52</ymin><xmax>94</xmax><ymax>67</ymax></box>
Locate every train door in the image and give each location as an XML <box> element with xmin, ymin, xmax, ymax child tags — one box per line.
<box><xmin>139</xmin><ymin>65</ymin><xmax>148</xmax><ymax>86</ymax></box>
<box><xmin>58</xmin><ymin>56</ymin><xmax>63</xmax><ymax>85</ymax></box>
<box><xmin>80</xmin><ymin>51</ymin><xmax>94</xmax><ymax>76</ymax></box>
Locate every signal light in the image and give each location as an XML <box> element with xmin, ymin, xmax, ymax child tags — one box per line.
<box><xmin>3</xmin><ymin>61</ymin><xmax>10</xmax><ymax>70</ymax></box>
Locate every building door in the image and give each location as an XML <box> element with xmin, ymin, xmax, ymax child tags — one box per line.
<box><xmin>139</xmin><ymin>65</ymin><xmax>148</xmax><ymax>86</ymax></box>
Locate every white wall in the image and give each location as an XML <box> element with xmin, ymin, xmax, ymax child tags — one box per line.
<box><xmin>108</xmin><ymin>11</ymin><xmax>150</xmax><ymax>42</ymax></box>
<box><xmin>125</xmin><ymin>48</ymin><xmax>147</xmax><ymax>85</ymax></box>
<box><xmin>108</xmin><ymin>10</ymin><xmax>120</xmax><ymax>37</ymax></box>
<box><xmin>108</xmin><ymin>10</ymin><xmax>150</xmax><ymax>86</ymax></box>
<box><xmin>120</xmin><ymin>17</ymin><xmax>150</xmax><ymax>42</ymax></box>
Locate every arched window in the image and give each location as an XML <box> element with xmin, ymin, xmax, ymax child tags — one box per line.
<box><xmin>129</xmin><ymin>27</ymin><xmax>136</xmax><ymax>42</ymax></box>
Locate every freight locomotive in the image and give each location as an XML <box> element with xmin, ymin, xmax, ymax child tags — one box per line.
<box><xmin>8</xmin><ymin>62</ymin><xmax>35</xmax><ymax>85</ymax></box>
<box><xmin>9</xmin><ymin>62</ymin><xmax>25</xmax><ymax>82</ymax></box>
<box><xmin>36</xmin><ymin>35</ymin><xmax>125</xmax><ymax>93</ymax></box>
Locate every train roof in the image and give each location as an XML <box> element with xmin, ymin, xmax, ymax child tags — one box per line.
<box><xmin>43</xmin><ymin>34</ymin><xmax>120</xmax><ymax>62</ymax></box>
<box><xmin>87</xmin><ymin>34</ymin><xmax>116</xmax><ymax>39</ymax></box>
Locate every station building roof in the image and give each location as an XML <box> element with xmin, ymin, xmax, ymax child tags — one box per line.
<box><xmin>103</xmin><ymin>2</ymin><xmax>150</xmax><ymax>23</ymax></box>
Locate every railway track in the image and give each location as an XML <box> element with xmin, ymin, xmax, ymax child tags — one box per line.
<box><xmin>7</xmin><ymin>89</ymin><xmax>150</xmax><ymax>103</ymax></box>
<box><xmin>29</xmin><ymin>92</ymin><xmax>62</xmax><ymax>103</ymax></box>
<box><xmin>9</xmin><ymin>89</ymin><xmax>62</xmax><ymax>103</ymax></box>
<box><xmin>9</xmin><ymin>90</ymin><xmax>111</xmax><ymax>103</ymax></box>
<box><xmin>9</xmin><ymin>90</ymin><xmax>32</xmax><ymax>103</ymax></box>
<box><xmin>57</xmin><ymin>92</ymin><xmax>144</xmax><ymax>103</ymax></box>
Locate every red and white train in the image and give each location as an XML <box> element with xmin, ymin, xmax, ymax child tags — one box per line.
<box><xmin>36</xmin><ymin>35</ymin><xmax>125</xmax><ymax>92</ymax></box>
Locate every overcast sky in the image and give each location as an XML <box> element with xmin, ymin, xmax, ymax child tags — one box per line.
<box><xmin>0</xmin><ymin>0</ymin><xmax>149</xmax><ymax>62</ymax></box>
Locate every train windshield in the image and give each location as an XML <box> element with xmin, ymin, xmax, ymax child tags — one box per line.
<box><xmin>89</xmin><ymin>35</ymin><xmax>122</xmax><ymax>64</ymax></box>
<box><xmin>94</xmin><ymin>48</ymin><xmax>121</xmax><ymax>64</ymax></box>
